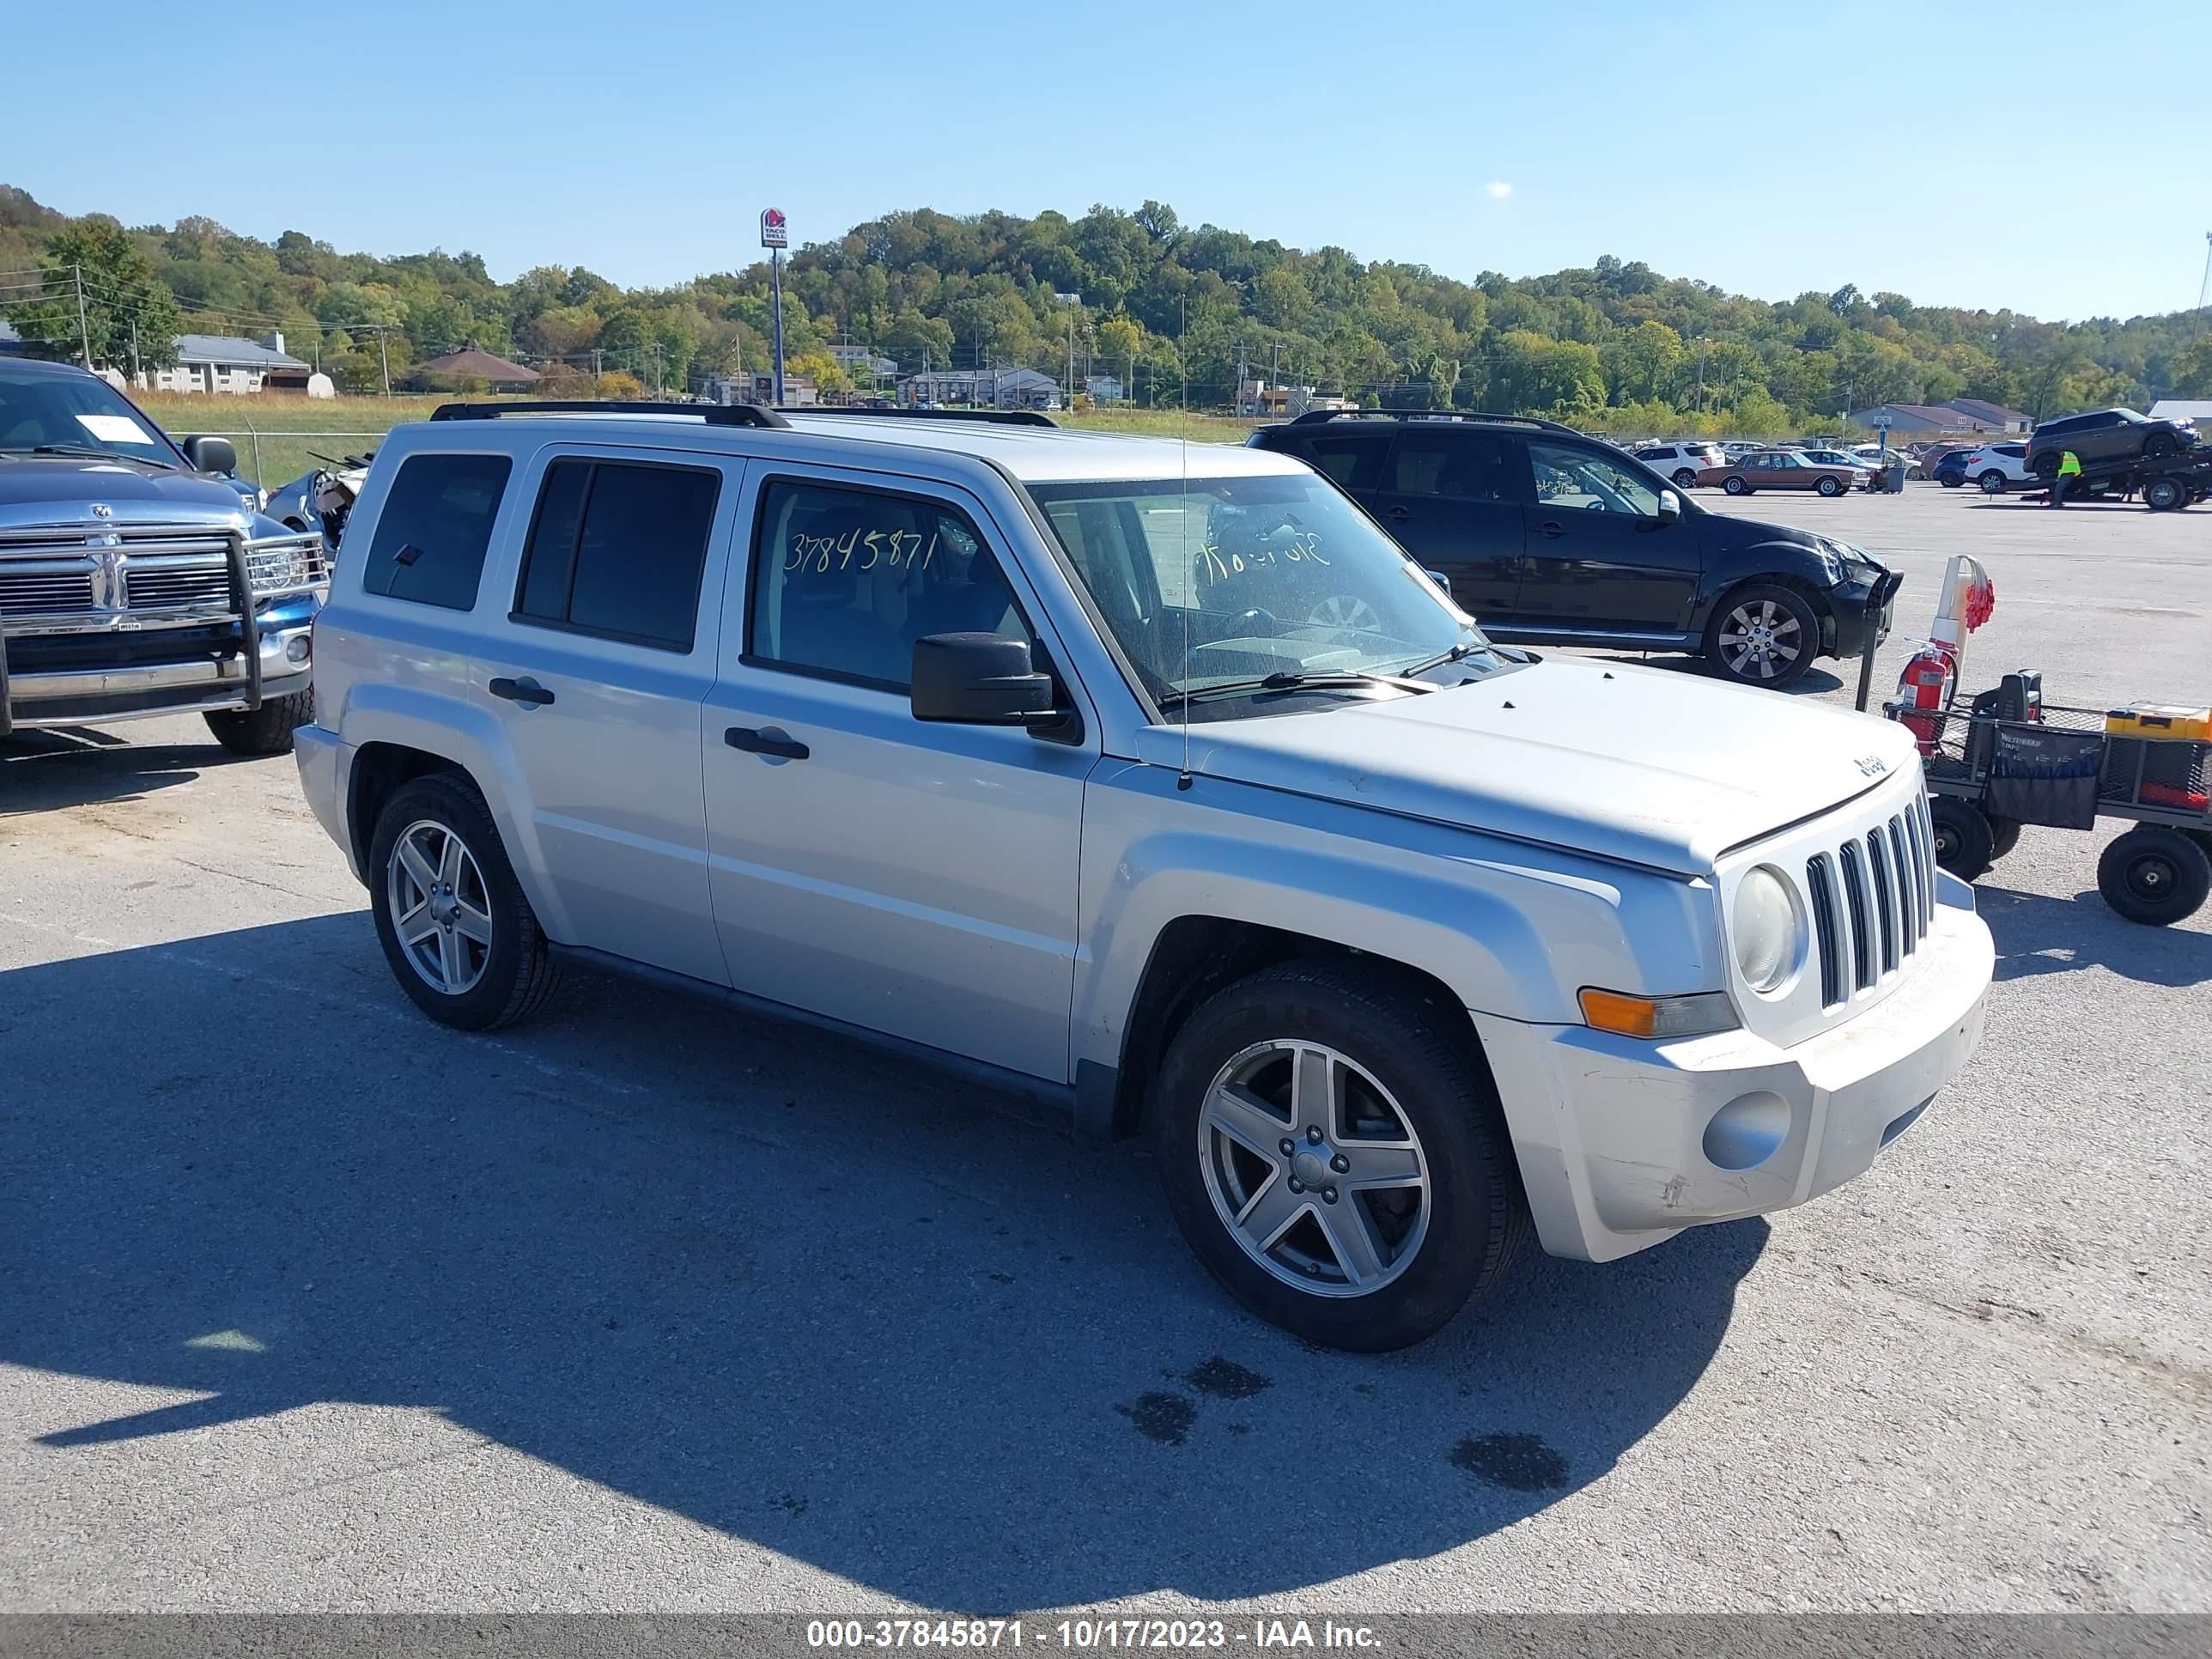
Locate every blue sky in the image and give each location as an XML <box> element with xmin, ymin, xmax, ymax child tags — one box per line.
<box><xmin>5</xmin><ymin>1</ymin><xmax>2205</xmax><ymax>322</ymax></box>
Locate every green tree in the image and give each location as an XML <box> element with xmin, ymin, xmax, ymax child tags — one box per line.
<box><xmin>2166</xmin><ymin>334</ymin><xmax>2212</xmax><ymax>397</ymax></box>
<box><xmin>13</xmin><ymin>220</ymin><xmax>182</xmax><ymax>371</ymax></box>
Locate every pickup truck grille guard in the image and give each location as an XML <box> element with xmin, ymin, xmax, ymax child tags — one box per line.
<box><xmin>0</xmin><ymin>525</ymin><xmax>313</xmax><ymax>737</ymax></box>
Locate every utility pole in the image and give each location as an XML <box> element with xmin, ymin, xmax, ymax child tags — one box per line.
<box><xmin>1056</xmin><ymin>292</ymin><xmax>1080</xmax><ymax>410</ymax></box>
<box><xmin>1696</xmin><ymin>336</ymin><xmax>1710</xmax><ymax>416</ymax></box>
<box><xmin>130</xmin><ymin>318</ymin><xmax>141</xmax><ymax>382</ymax></box>
<box><xmin>2198</xmin><ymin>231</ymin><xmax>2211</xmax><ymax>311</ymax></box>
<box><xmin>377</xmin><ymin>329</ymin><xmax>391</xmax><ymax>398</ymax></box>
<box><xmin>72</xmin><ymin>264</ymin><xmax>92</xmax><ymax>369</ymax></box>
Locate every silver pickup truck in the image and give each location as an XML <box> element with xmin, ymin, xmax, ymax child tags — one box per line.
<box><xmin>295</xmin><ymin>401</ymin><xmax>1994</xmax><ymax>1350</ymax></box>
<box><xmin>0</xmin><ymin>358</ymin><xmax>327</xmax><ymax>751</ymax></box>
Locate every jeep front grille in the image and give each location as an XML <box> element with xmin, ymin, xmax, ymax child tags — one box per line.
<box><xmin>1805</xmin><ymin>793</ymin><xmax>1936</xmax><ymax>1010</ymax></box>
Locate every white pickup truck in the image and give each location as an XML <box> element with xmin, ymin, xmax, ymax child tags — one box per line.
<box><xmin>295</xmin><ymin>402</ymin><xmax>1993</xmax><ymax>1350</ymax></box>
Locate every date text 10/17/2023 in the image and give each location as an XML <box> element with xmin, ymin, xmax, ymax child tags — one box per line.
<box><xmin>805</xmin><ymin>1618</ymin><xmax>1383</xmax><ymax>1650</ymax></box>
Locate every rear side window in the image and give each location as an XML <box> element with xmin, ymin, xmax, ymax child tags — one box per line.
<box><xmin>360</xmin><ymin>453</ymin><xmax>512</xmax><ymax>610</ymax></box>
<box><xmin>513</xmin><ymin>458</ymin><xmax>722</xmax><ymax>651</ymax></box>
<box><xmin>1297</xmin><ymin>432</ymin><xmax>1389</xmax><ymax>490</ymax></box>
<box><xmin>1387</xmin><ymin>432</ymin><xmax>1518</xmax><ymax>501</ymax></box>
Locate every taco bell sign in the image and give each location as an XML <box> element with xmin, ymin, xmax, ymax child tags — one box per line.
<box><xmin>760</xmin><ymin>208</ymin><xmax>788</xmax><ymax>250</ymax></box>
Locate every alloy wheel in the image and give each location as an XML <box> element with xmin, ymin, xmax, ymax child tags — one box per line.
<box><xmin>1717</xmin><ymin>599</ymin><xmax>1803</xmax><ymax>681</ymax></box>
<box><xmin>1197</xmin><ymin>1039</ymin><xmax>1431</xmax><ymax>1298</ymax></box>
<box><xmin>386</xmin><ymin>819</ymin><xmax>494</xmax><ymax>995</ymax></box>
<box><xmin>1308</xmin><ymin>594</ymin><xmax>1383</xmax><ymax>633</ymax></box>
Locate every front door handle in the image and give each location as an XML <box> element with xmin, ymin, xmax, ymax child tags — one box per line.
<box><xmin>726</xmin><ymin>726</ymin><xmax>810</xmax><ymax>761</ymax></box>
<box><xmin>489</xmin><ymin>676</ymin><xmax>556</xmax><ymax>708</ymax></box>
<box><xmin>1537</xmin><ymin>520</ymin><xmax>1565</xmax><ymax>538</ymax></box>
<box><xmin>1386</xmin><ymin>505</ymin><xmax>1411</xmax><ymax>522</ymax></box>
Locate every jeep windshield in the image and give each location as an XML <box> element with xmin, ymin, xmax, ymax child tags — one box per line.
<box><xmin>0</xmin><ymin>364</ymin><xmax>185</xmax><ymax>468</ymax></box>
<box><xmin>1025</xmin><ymin>471</ymin><xmax>1504</xmax><ymax>719</ymax></box>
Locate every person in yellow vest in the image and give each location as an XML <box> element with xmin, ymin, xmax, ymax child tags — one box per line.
<box><xmin>2046</xmin><ymin>447</ymin><xmax>2081</xmax><ymax>507</ymax></box>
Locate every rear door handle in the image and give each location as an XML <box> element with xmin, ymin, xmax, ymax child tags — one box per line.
<box><xmin>1537</xmin><ymin>520</ymin><xmax>1565</xmax><ymax>538</ymax></box>
<box><xmin>726</xmin><ymin>726</ymin><xmax>810</xmax><ymax>761</ymax></box>
<box><xmin>1386</xmin><ymin>505</ymin><xmax>1411</xmax><ymax>521</ymax></box>
<box><xmin>489</xmin><ymin>676</ymin><xmax>556</xmax><ymax>708</ymax></box>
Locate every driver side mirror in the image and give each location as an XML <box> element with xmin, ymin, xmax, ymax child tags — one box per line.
<box><xmin>1656</xmin><ymin>489</ymin><xmax>1682</xmax><ymax>523</ymax></box>
<box><xmin>911</xmin><ymin>632</ymin><xmax>1060</xmax><ymax>727</ymax></box>
<box><xmin>181</xmin><ymin>434</ymin><xmax>237</xmax><ymax>474</ymax></box>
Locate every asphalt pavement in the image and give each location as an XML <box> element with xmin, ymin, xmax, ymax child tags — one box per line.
<box><xmin>2</xmin><ymin>481</ymin><xmax>2207</xmax><ymax>1614</ymax></box>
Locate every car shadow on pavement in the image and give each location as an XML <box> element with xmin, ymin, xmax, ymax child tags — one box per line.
<box><xmin>1</xmin><ymin>915</ymin><xmax>1765</xmax><ymax>1609</ymax></box>
<box><xmin>1978</xmin><ymin>882</ymin><xmax>2212</xmax><ymax>986</ymax></box>
<box><xmin>1579</xmin><ymin>651</ymin><xmax>1844</xmax><ymax>698</ymax></box>
<box><xmin>0</xmin><ymin>729</ymin><xmax>216</xmax><ymax>816</ymax></box>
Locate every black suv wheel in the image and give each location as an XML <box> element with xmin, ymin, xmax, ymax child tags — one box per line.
<box><xmin>1705</xmin><ymin>583</ymin><xmax>1817</xmax><ymax>688</ymax></box>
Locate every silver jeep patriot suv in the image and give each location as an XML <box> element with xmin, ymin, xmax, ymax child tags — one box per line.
<box><xmin>295</xmin><ymin>401</ymin><xmax>1993</xmax><ymax>1350</ymax></box>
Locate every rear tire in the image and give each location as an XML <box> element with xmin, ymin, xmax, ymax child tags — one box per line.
<box><xmin>2096</xmin><ymin>825</ymin><xmax>2210</xmax><ymax>926</ymax></box>
<box><xmin>1928</xmin><ymin>796</ymin><xmax>1996</xmax><ymax>882</ymax></box>
<box><xmin>1150</xmin><ymin>960</ymin><xmax>1529</xmax><ymax>1352</ymax></box>
<box><xmin>1939</xmin><ymin>473</ymin><xmax>1964</xmax><ymax>488</ymax></box>
<box><xmin>1978</xmin><ymin>471</ymin><xmax>2008</xmax><ymax>495</ymax></box>
<box><xmin>204</xmin><ymin>689</ymin><xmax>313</xmax><ymax>757</ymax></box>
<box><xmin>2031</xmin><ymin>452</ymin><xmax>2061</xmax><ymax>483</ymax></box>
<box><xmin>1723</xmin><ymin>475</ymin><xmax>1749</xmax><ymax>495</ymax></box>
<box><xmin>2143</xmin><ymin>477</ymin><xmax>2186</xmax><ymax>511</ymax></box>
<box><xmin>368</xmin><ymin>773</ymin><xmax>561</xmax><ymax>1030</ymax></box>
<box><xmin>1672</xmin><ymin>467</ymin><xmax>1697</xmax><ymax>488</ymax></box>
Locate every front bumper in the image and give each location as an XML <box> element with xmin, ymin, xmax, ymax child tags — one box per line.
<box><xmin>1474</xmin><ymin>890</ymin><xmax>1993</xmax><ymax>1263</ymax></box>
<box><xmin>1828</xmin><ymin>567</ymin><xmax>1895</xmax><ymax>659</ymax></box>
<box><xmin>0</xmin><ymin>599</ymin><xmax>315</xmax><ymax>731</ymax></box>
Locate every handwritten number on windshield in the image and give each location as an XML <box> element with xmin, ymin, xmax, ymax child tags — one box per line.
<box><xmin>1196</xmin><ymin>530</ymin><xmax>1329</xmax><ymax>585</ymax></box>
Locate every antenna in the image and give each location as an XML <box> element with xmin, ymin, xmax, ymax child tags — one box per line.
<box><xmin>2199</xmin><ymin>232</ymin><xmax>2212</xmax><ymax>312</ymax></box>
<box><xmin>1177</xmin><ymin>294</ymin><xmax>1193</xmax><ymax>792</ymax></box>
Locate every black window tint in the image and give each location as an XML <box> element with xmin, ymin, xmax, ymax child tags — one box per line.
<box><xmin>1299</xmin><ymin>433</ymin><xmax>1387</xmax><ymax>489</ymax></box>
<box><xmin>513</xmin><ymin>459</ymin><xmax>720</xmax><ymax>650</ymax></box>
<box><xmin>361</xmin><ymin>453</ymin><xmax>511</xmax><ymax>610</ymax></box>
<box><xmin>1389</xmin><ymin>433</ymin><xmax>1516</xmax><ymax>501</ymax></box>
<box><xmin>750</xmin><ymin>479</ymin><xmax>1030</xmax><ymax>690</ymax></box>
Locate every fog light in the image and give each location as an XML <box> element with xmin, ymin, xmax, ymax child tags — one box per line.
<box><xmin>284</xmin><ymin>635</ymin><xmax>311</xmax><ymax>664</ymax></box>
<box><xmin>1702</xmin><ymin>1091</ymin><xmax>1790</xmax><ymax>1170</ymax></box>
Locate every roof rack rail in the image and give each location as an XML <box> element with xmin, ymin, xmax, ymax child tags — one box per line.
<box><xmin>429</xmin><ymin>400</ymin><xmax>791</xmax><ymax>428</ymax></box>
<box><xmin>785</xmin><ymin>405</ymin><xmax>1057</xmax><ymax>428</ymax></box>
<box><xmin>1287</xmin><ymin>408</ymin><xmax>1586</xmax><ymax>438</ymax></box>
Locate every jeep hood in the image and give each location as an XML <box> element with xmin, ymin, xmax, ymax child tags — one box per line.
<box><xmin>1135</xmin><ymin>657</ymin><xmax>1919</xmax><ymax>876</ymax></box>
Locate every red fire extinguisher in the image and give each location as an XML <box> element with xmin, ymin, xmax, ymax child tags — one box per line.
<box><xmin>1895</xmin><ymin>641</ymin><xmax>1957</xmax><ymax>754</ymax></box>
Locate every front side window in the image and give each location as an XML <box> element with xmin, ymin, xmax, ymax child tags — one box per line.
<box><xmin>513</xmin><ymin>458</ymin><xmax>721</xmax><ymax>650</ymax></box>
<box><xmin>1528</xmin><ymin>440</ymin><xmax>1664</xmax><ymax>515</ymax></box>
<box><xmin>361</xmin><ymin>452</ymin><xmax>513</xmax><ymax>611</ymax></box>
<box><xmin>749</xmin><ymin>479</ymin><xmax>1030</xmax><ymax>690</ymax></box>
<box><xmin>1028</xmin><ymin>471</ymin><xmax>1492</xmax><ymax>717</ymax></box>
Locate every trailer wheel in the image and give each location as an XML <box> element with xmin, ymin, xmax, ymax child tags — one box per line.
<box><xmin>2143</xmin><ymin>476</ymin><xmax>2187</xmax><ymax>512</ymax></box>
<box><xmin>1987</xmin><ymin>816</ymin><xmax>2022</xmax><ymax>860</ymax></box>
<box><xmin>1928</xmin><ymin>797</ymin><xmax>1996</xmax><ymax>882</ymax></box>
<box><xmin>2097</xmin><ymin>825</ymin><xmax>2211</xmax><ymax>926</ymax></box>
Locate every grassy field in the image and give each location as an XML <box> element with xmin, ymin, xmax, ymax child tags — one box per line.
<box><xmin>129</xmin><ymin>392</ymin><xmax>1260</xmax><ymax>489</ymax></box>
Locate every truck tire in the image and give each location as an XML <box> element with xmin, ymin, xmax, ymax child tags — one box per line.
<box><xmin>2143</xmin><ymin>476</ymin><xmax>2187</xmax><ymax>511</ymax></box>
<box><xmin>368</xmin><ymin>773</ymin><xmax>561</xmax><ymax>1030</ymax></box>
<box><xmin>1149</xmin><ymin>960</ymin><xmax>1529</xmax><ymax>1352</ymax></box>
<box><xmin>1928</xmin><ymin>797</ymin><xmax>1996</xmax><ymax>882</ymax></box>
<box><xmin>204</xmin><ymin>689</ymin><xmax>313</xmax><ymax>757</ymax></box>
<box><xmin>2096</xmin><ymin>825</ymin><xmax>2211</xmax><ymax>927</ymax></box>
<box><xmin>1705</xmin><ymin>584</ymin><xmax>1817</xmax><ymax>689</ymax></box>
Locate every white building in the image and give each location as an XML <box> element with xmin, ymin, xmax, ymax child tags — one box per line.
<box><xmin>897</xmin><ymin>367</ymin><xmax>1060</xmax><ymax>410</ymax></box>
<box><xmin>143</xmin><ymin>332</ymin><xmax>311</xmax><ymax>395</ymax></box>
<box><xmin>2148</xmin><ymin>399</ymin><xmax>2212</xmax><ymax>427</ymax></box>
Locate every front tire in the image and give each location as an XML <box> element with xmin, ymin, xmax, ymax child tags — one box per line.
<box><xmin>204</xmin><ymin>689</ymin><xmax>313</xmax><ymax>756</ymax></box>
<box><xmin>1816</xmin><ymin>474</ymin><xmax>1844</xmax><ymax>497</ymax></box>
<box><xmin>1705</xmin><ymin>583</ymin><xmax>1817</xmax><ymax>688</ymax></box>
<box><xmin>2097</xmin><ymin>825</ymin><xmax>2211</xmax><ymax>926</ymax></box>
<box><xmin>2144</xmin><ymin>431</ymin><xmax>2181</xmax><ymax>461</ymax></box>
<box><xmin>1150</xmin><ymin>961</ymin><xmax>1528</xmax><ymax>1352</ymax></box>
<box><xmin>368</xmin><ymin>773</ymin><xmax>561</xmax><ymax>1030</ymax></box>
<box><xmin>2143</xmin><ymin>477</ymin><xmax>2186</xmax><ymax>511</ymax></box>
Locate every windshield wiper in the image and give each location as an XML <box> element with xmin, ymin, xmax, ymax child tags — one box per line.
<box><xmin>0</xmin><ymin>442</ymin><xmax>178</xmax><ymax>471</ymax></box>
<box><xmin>1159</xmin><ymin>669</ymin><xmax>1437</xmax><ymax>712</ymax></box>
<box><xmin>1393</xmin><ymin>640</ymin><xmax>1504</xmax><ymax>678</ymax></box>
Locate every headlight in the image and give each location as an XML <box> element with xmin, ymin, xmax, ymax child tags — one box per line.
<box><xmin>1733</xmin><ymin>865</ymin><xmax>1803</xmax><ymax>994</ymax></box>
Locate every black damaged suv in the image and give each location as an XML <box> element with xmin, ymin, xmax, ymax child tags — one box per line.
<box><xmin>1249</xmin><ymin>410</ymin><xmax>1894</xmax><ymax>689</ymax></box>
<box><xmin>2024</xmin><ymin>406</ymin><xmax>2199</xmax><ymax>483</ymax></box>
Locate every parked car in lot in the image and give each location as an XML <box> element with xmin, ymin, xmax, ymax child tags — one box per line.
<box><xmin>1929</xmin><ymin>447</ymin><xmax>1977</xmax><ymax>488</ymax></box>
<box><xmin>1696</xmin><ymin>447</ymin><xmax>1869</xmax><ymax>498</ymax></box>
<box><xmin>0</xmin><ymin>357</ymin><xmax>330</xmax><ymax>750</ymax></box>
<box><xmin>297</xmin><ymin>400</ymin><xmax>1990</xmax><ymax>1351</ymax></box>
<box><xmin>1958</xmin><ymin>441</ymin><xmax>2032</xmax><ymax>493</ymax></box>
<box><xmin>1628</xmin><ymin>440</ymin><xmax>1727</xmax><ymax>488</ymax></box>
<box><xmin>1249</xmin><ymin>411</ymin><xmax>1894</xmax><ymax>687</ymax></box>
<box><xmin>2026</xmin><ymin>407</ymin><xmax>2199</xmax><ymax>482</ymax></box>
